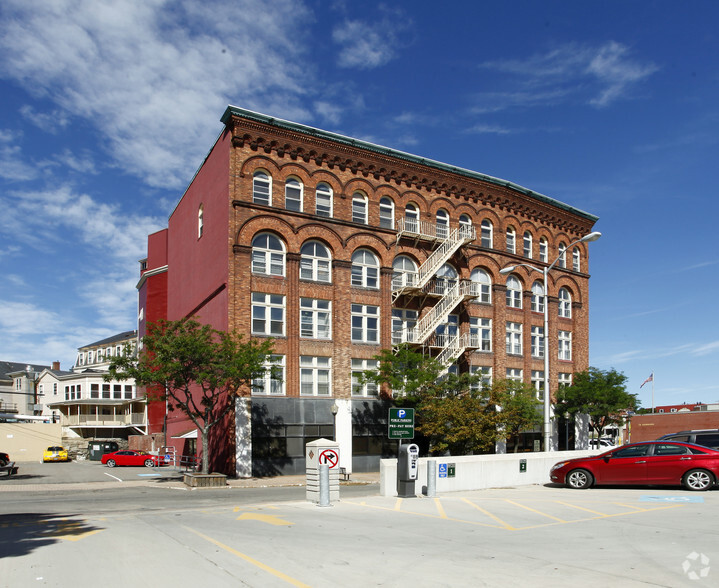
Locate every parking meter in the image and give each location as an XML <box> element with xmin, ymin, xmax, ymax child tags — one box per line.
<box><xmin>397</xmin><ymin>443</ymin><xmax>420</xmax><ymax>497</ymax></box>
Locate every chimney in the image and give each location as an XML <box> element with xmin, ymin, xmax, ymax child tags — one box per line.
<box><xmin>52</xmin><ymin>361</ymin><xmax>60</xmax><ymax>371</ymax></box>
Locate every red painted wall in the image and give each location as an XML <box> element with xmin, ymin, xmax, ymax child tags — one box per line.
<box><xmin>167</xmin><ymin>130</ymin><xmax>231</xmax><ymax>331</ymax></box>
<box><xmin>629</xmin><ymin>412</ymin><xmax>719</xmax><ymax>442</ymax></box>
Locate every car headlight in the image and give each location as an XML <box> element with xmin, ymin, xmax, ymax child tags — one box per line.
<box><xmin>550</xmin><ymin>461</ymin><xmax>570</xmax><ymax>472</ymax></box>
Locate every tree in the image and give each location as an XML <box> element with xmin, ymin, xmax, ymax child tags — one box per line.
<box><xmin>554</xmin><ymin>367</ymin><xmax>638</xmax><ymax>442</ymax></box>
<box><xmin>107</xmin><ymin>318</ymin><xmax>275</xmax><ymax>474</ymax></box>
<box><xmin>362</xmin><ymin>345</ymin><xmax>541</xmax><ymax>455</ymax></box>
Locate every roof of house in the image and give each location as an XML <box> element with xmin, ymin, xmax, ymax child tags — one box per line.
<box><xmin>78</xmin><ymin>330</ymin><xmax>138</xmax><ymax>350</ymax></box>
<box><xmin>0</xmin><ymin>361</ymin><xmax>51</xmax><ymax>381</ymax></box>
<box><xmin>221</xmin><ymin>105</ymin><xmax>599</xmax><ymax>223</ymax></box>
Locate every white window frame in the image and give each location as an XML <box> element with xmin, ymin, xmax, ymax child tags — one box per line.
<box><xmin>523</xmin><ymin>231</ymin><xmax>532</xmax><ymax>258</ymax></box>
<box><xmin>470</xmin><ymin>365</ymin><xmax>492</xmax><ymax>390</ymax></box>
<box><xmin>392</xmin><ymin>255</ymin><xmax>418</xmax><ymax>290</ymax></box>
<box><xmin>252</xmin><ymin>233</ymin><xmax>286</xmax><ymax>276</ymax></box>
<box><xmin>253</xmin><ymin>171</ymin><xmax>271</xmax><ymax>205</ymax></box>
<box><xmin>351</xmin><ymin>304</ymin><xmax>379</xmax><ymax>343</ymax></box>
<box><xmin>352</xmin><ymin>192</ymin><xmax>368</xmax><ymax>224</ymax></box>
<box><xmin>392</xmin><ymin>308</ymin><xmax>417</xmax><ymax>344</ymax></box>
<box><xmin>558</xmin><ymin>242</ymin><xmax>567</xmax><ymax>268</ymax></box>
<box><xmin>539</xmin><ymin>238</ymin><xmax>548</xmax><ymax>263</ymax></box>
<box><xmin>300</xmin><ymin>241</ymin><xmax>331</xmax><ymax>283</ymax></box>
<box><xmin>436</xmin><ymin>209</ymin><xmax>449</xmax><ymax>239</ymax></box>
<box><xmin>506</xmin><ymin>321</ymin><xmax>523</xmax><ymax>355</ymax></box>
<box><xmin>352</xmin><ymin>358</ymin><xmax>379</xmax><ymax>397</ymax></box>
<box><xmin>300</xmin><ymin>298</ymin><xmax>332</xmax><ymax>339</ymax></box>
<box><xmin>573</xmin><ymin>247</ymin><xmax>581</xmax><ymax>272</ymax></box>
<box><xmin>558</xmin><ymin>288</ymin><xmax>572</xmax><ymax>318</ymax></box>
<box><xmin>506</xmin><ymin>227</ymin><xmax>516</xmax><ymax>254</ymax></box>
<box><xmin>351</xmin><ymin>249</ymin><xmax>379</xmax><ymax>289</ymax></box>
<box><xmin>379</xmin><ymin>197</ymin><xmax>394</xmax><ymax>229</ymax></box>
<box><xmin>470</xmin><ymin>268</ymin><xmax>491</xmax><ymax>304</ymax></box>
<box><xmin>558</xmin><ymin>372</ymin><xmax>572</xmax><ymax>388</ymax></box>
<box><xmin>470</xmin><ymin>317</ymin><xmax>491</xmax><ymax>352</ymax></box>
<box><xmin>285</xmin><ymin>177</ymin><xmax>303</xmax><ymax>212</ymax></box>
<box><xmin>300</xmin><ymin>356</ymin><xmax>331</xmax><ymax>396</ymax></box>
<box><xmin>251</xmin><ymin>293</ymin><xmax>285</xmax><ymax>336</ymax></box>
<box><xmin>481</xmin><ymin>219</ymin><xmax>493</xmax><ymax>248</ymax></box>
<box><xmin>531</xmin><ymin>325</ymin><xmax>545</xmax><ymax>358</ymax></box>
<box><xmin>405</xmin><ymin>204</ymin><xmax>420</xmax><ymax>232</ymax></box>
<box><xmin>253</xmin><ymin>355</ymin><xmax>285</xmax><ymax>395</ymax></box>
<box><xmin>506</xmin><ymin>275</ymin><xmax>522</xmax><ymax>309</ymax></box>
<box><xmin>558</xmin><ymin>330</ymin><xmax>572</xmax><ymax>360</ymax></box>
<box><xmin>531</xmin><ymin>281</ymin><xmax>545</xmax><ymax>313</ymax></box>
<box><xmin>315</xmin><ymin>183</ymin><xmax>333</xmax><ymax>217</ymax></box>
<box><xmin>531</xmin><ymin>370</ymin><xmax>545</xmax><ymax>401</ymax></box>
<box><xmin>506</xmin><ymin>368</ymin><xmax>523</xmax><ymax>382</ymax></box>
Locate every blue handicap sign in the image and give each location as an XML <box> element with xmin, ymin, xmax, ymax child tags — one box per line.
<box><xmin>438</xmin><ymin>463</ymin><xmax>448</xmax><ymax>478</ymax></box>
<box><xmin>640</xmin><ymin>495</ymin><xmax>704</xmax><ymax>503</ymax></box>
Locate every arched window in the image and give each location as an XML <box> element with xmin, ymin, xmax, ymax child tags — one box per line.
<box><xmin>352</xmin><ymin>192</ymin><xmax>368</xmax><ymax>224</ymax></box>
<box><xmin>436</xmin><ymin>263</ymin><xmax>458</xmax><ymax>295</ymax></box>
<box><xmin>197</xmin><ymin>204</ymin><xmax>204</xmax><ymax>239</ymax></box>
<box><xmin>351</xmin><ymin>249</ymin><xmax>379</xmax><ymax>288</ymax></box>
<box><xmin>459</xmin><ymin>214</ymin><xmax>472</xmax><ymax>238</ymax></box>
<box><xmin>300</xmin><ymin>241</ymin><xmax>331</xmax><ymax>283</ymax></box>
<box><xmin>405</xmin><ymin>203</ymin><xmax>420</xmax><ymax>232</ymax></box>
<box><xmin>379</xmin><ymin>197</ymin><xmax>394</xmax><ymax>229</ymax></box>
<box><xmin>531</xmin><ymin>281</ymin><xmax>545</xmax><ymax>313</ymax></box>
<box><xmin>253</xmin><ymin>171</ymin><xmax>271</xmax><ymax>205</ymax></box>
<box><xmin>436</xmin><ymin>209</ymin><xmax>449</xmax><ymax>239</ymax></box>
<box><xmin>392</xmin><ymin>255</ymin><xmax>417</xmax><ymax>289</ymax></box>
<box><xmin>252</xmin><ymin>233</ymin><xmax>285</xmax><ymax>276</ymax></box>
<box><xmin>572</xmin><ymin>247</ymin><xmax>581</xmax><ymax>272</ymax></box>
<box><xmin>481</xmin><ymin>220</ymin><xmax>493</xmax><ymax>248</ymax></box>
<box><xmin>315</xmin><ymin>183</ymin><xmax>333</xmax><ymax>217</ymax></box>
<box><xmin>558</xmin><ymin>242</ymin><xmax>567</xmax><ymax>268</ymax></box>
<box><xmin>506</xmin><ymin>275</ymin><xmax>522</xmax><ymax>308</ymax></box>
<box><xmin>539</xmin><ymin>237</ymin><xmax>548</xmax><ymax>262</ymax></box>
<box><xmin>470</xmin><ymin>268</ymin><xmax>491</xmax><ymax>304</ymax></box>
<box><xmin>506</xmin><ymin>227</ymin><xmax>516</xmax><ymax>254</ymax></box>
<box><xmin>285</xmin><ymin>177</ymin><xmax>302</xmax><ymax>212</ymax></box>
<box><xmin>523</xmin><ymin>231</ymin><xmax>532</xmax><ymax>258</ymax></box>
<box><xmin>558</xmin><ymin>288</ymin><xmax>572</xmax><ymax>318</ymax></box>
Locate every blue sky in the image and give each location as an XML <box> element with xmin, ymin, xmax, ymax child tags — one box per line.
<box><xmin>1</xmin><ymin>1</ymin><xmax>717</xmax><ymax>408</ymax></box>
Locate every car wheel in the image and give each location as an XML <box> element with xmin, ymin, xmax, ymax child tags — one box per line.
<box><xmin>683</xmin><ymin>469</ymin><xmax>714</xmax><ymax>491</ymax></box>
<box><xmin>566</xmin><ymin>468</ymin><xmax>593</xmax><ymax>489</ymax></box>
<box><xmin>144</xmin><ymin>459</ymin><xmax>155</xmax><ymax>468</ymax></box>
<box><xmin>106</xmin><ymin>459</ymin><xmax>116</xmax><ymax>468</ymax></box>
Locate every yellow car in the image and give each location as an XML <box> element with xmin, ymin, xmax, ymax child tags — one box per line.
<box><xmin>43</xmin><ymin>446</ymin><xmax>69</xmax><ymax>462</ymax></box>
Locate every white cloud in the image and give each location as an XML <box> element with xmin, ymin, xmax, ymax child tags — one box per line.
<box><xmin>694</xmin><ymin>341</ymin><xmax>719</xmax><ymax>357</ymax></box>
<box><xmin>0</xmin><ymin>129</ymin><xmax>38</xmax><ymax>181</ymax></box>
<box><xmin>477</xmin><ymin>42</ymin><xmax>658</xmax><ymax>110</ymax></box>
<box><xmin>0</xmin><ymin>0</ymin><xmax>315</xmax><ymax>189</ymax></box>
<box><xmin>466</xmin><ymin>124</ymin><xmax>515</xmax><ymax>135</ymax></box>
<box><xmin>332</xmin><ymin>6</ymin><xmax>413</xmax><ymax>70</ymax></box>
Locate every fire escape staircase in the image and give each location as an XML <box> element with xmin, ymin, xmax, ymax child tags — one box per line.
<box><xmin>392</xmin><ymin>220</ymin><xmax>478</xmax><ymax>369</ymax></box>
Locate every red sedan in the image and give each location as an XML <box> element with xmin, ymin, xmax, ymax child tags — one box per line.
<box><xmin>101</xmin><ymin>450</ymin><xmax>162</xmax><ymax>468</ymax></box>
<box><xmin>550</xmin><ymin>441</ymin><xmax>719</xmax><ymax>491</ymax></box>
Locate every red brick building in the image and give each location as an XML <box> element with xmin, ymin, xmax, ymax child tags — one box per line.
<box><xmin>138</xmin><ymin>106</ymin><xmax>599</xmax><ymax>476</ymax></box>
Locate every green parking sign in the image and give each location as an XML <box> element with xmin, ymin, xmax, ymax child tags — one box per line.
<box><xmin>388</xmin><ymin>408</ymin><xmax>415</xmax><ymax>439</ymax></box>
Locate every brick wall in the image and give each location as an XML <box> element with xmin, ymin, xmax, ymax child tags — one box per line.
<box><xmin>628</xmin><ymin>412</ymin><xmax>719</xmax><ymax>442</ymax></box>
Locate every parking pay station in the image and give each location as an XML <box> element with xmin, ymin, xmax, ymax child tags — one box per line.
<box><xmin>397</xmin><ymin>443</ymin><xmax>419</xmax><ymax>497</ymax></box>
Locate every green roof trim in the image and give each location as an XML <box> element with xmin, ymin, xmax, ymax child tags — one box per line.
<box><xmin>222</xmin><ymin>105</ymin><xmax>599</xmax><ymax>223</ymax></box>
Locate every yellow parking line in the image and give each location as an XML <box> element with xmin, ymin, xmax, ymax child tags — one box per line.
<box><xmin>555</xmin><ymin>501</ymin><xmax>608</xmax><ymax>516</ymax></box>
<box><xmin>393</xmin><ymin>498</ymin><xmax>403</xmax><ymax>511</ymax></box>
<box><xmin>184</xmin><ymin>526</ymin><xmax>310</xmax><ymax>588</ymax></box>
<box><xmin>434</xmin><ymin>498</ymin><xmax>448</xmax><ymax>519</ymax></box>
<box><xmin>504</xmin><ymin>500</ymin><xmax>566</xmax><ymax>522</ymax></box>
<box><xmin>461</xmin><ymin>498</ymin><xmax>516</xmax><ymax>530</ymax></box>
<box><xmin>613</xmin><ymin>502</ymin><xmax>647</xmax><ymax>511</ymax></box>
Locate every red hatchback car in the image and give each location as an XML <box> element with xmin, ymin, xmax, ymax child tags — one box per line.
<box><xmin>101</xmin><ymin>450</ymin><xmax>162</xmax><ymax>468</ymax></box>
<box><xmin>550</xmin><ymin>441</ymin><xmax>719</xmax><ymax>491</ymax></box>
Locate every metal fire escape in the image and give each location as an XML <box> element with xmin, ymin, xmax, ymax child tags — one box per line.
<box><xmin>392</xmin><ymin>219</ymin><xmax>479</xmax><ymax>372</ymax></box>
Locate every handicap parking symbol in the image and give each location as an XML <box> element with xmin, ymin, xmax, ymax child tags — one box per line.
<box><xmin>438</xmin><ymin>463</ymin><xmax>448</xmax><ymax>478</ymax></box>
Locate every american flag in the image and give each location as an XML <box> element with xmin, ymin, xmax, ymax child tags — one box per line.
<box><xmin>640</xmin><ymin>373</ymin><xmax>654</xmax><ymax>388</ymax></box>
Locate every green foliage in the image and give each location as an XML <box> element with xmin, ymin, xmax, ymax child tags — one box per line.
<box><xmin>106</xmin><ymin>318</ymin><xmax>275</xmax><ymax>473</ymax></box>
<box><xmin>554</xmin><ymin>367</ymin><xmax>637</xmax><ymax>439</ymax></box>
<box><xmin>363</xmin><ymin>346</ymin><xmax>542</xmax><ymax>455</ymax></box>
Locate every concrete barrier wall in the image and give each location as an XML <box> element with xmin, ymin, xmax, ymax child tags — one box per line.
<box><xmin>0</xmin><ymin>423</ymin><xmax>63</xmax><ymax>462</ymax></box>
<box><xmin>380</xmin><ymin>450</ymin><xmax>599</xmax><ymax>497</ymax></box>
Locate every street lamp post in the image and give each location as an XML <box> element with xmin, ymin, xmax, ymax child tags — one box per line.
<box><xmin>500</xmin><ymin>231</ymin><xmax>601</xmax><ymax>452</ymax></box>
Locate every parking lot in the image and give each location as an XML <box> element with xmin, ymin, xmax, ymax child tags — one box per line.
<box><xmin>1</xmin><ymin>459</ymin><xmax>718</xmax><ymax>586</ymax></box>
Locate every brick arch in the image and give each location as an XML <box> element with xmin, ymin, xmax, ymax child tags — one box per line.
<box><xmin>552</xmin><ymin>275</ymin><xmax>584</xmax><ymax>303</ymax></box>
<box><xmin>276</xmin><ymin>162</ymin><xmax>313</xmax><ymax>185</ymax></box>
<box><xmin>344</xmin><ymin>178</ymin><xmax>375</xmax><ymax>197</ymax></box>
<box><xmin>391</xmin><ymin>251</ymin><xmax>422</xmax><ymax>268</ymax></box>
<box><xmin>295</xmin><ymin>223</ymin><xmax>344</xmax><ymax>255</ymax></box>
<box><xmin>240</xmin><ymin>155</ymin><xmax>282</xmax><ymax>176</ymax></box>
<box><xmin>396</xmin><ymin>190</ymin><xmax>431</xmax><ymax>215</ymax></box>
<box><xmin>308</xmin><ymin>170</ymin><xmax>343</xmax><ymax>193</ymax></box>
<box><xmin>374</xmin><ymin>183</ymin><xmax>403</xmax><ymax>199</ymax></box>
<box><xmin>427</xmin><ymin>196</ymin><xmax>455</xmax><ymax>217</ymax></box>
<box><xmin>343</xmin><ymin>232</ymin><xmax>392</xmax><ymax>264</ymax></box>
<box><xmin>465</xmin><ymin>252</ymin><xmax>509</xmax><ymax>283</ymax></box>
<box><xmin>235</xmin><ymin>215</ymin><xmax>296</xmax><ymax>248</ymax></box>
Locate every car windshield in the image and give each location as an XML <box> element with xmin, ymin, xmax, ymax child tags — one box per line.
<box><xmin>47</xmin><ymin>446</ymin><xmax>63</xmax><ymax>451</ymax></box>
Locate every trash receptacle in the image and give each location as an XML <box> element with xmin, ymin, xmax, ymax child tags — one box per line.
<box><xmin>88</xmin><ymin>441</ymin><xmax>119</xmax><ymax>461</ymax></box>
